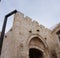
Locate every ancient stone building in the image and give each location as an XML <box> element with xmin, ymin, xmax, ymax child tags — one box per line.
<box><xmin>0</xmin><ymin>11</ymin><xmax>60</xmax><ymax>58</ymax></box>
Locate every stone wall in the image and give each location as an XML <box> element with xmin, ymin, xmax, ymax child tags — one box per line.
<box><xmin>51</xmin><ymin>23</ymin><xmax>60</xmax><ymax>58</ymax></box>
<box><xmin>0</xmin><ymin>11</ymin><xmax>60</xmax><ymax>58</ymax></box>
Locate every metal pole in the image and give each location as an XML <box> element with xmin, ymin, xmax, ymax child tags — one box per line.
<box><xmin>0</xmin><ymin>10</ymin><xmax>17</xmax><ymax>55</ymax></box>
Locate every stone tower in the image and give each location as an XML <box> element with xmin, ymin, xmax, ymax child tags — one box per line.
<box><xmin>0</xmin><ymin>11</ymin><xmax>60</xmax><ymax>58</ymax></box>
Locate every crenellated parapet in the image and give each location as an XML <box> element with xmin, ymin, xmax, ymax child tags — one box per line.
<box><xmin>0</xmin><ymin>11</ymin><xmax>60</xmax><ymax>58</ymax></box>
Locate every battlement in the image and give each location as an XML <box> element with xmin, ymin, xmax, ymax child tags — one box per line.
<box><xmin>0</xmin><ymin>11</ymin><xmax>60</xmax><ymax>58</ymax></box>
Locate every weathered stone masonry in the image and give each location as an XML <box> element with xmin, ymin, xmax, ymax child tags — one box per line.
<box><xmin>0</xmin><ymin>11</ymin><xmax>60</xmax><ymax>58</ymax></box>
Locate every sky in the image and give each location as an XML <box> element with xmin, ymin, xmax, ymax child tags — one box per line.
<box><xmin>0</xmin><ymin>0</ymin><xmax>60</xmax><ymax>33</ymax></box>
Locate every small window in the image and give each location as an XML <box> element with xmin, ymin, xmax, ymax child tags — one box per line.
<box><xmin>56</xmin><ymin>30</ymin><xmax>60</xmax><ymax>35</ymax></box>
<box><xmin>58</xmin><ymin>36</ymin><xmax>60</xmax><ymax>41</ymax></box>
<box><xmin>56</xmin><ymin>30</ymin><xmax>60</xmax><ymax>42</ymax></box>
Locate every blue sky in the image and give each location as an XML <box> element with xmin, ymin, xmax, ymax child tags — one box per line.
<box><xmin>0</xmin><ymin>0</ymin><xmax>60</xmax><ymax>32</ymax></box>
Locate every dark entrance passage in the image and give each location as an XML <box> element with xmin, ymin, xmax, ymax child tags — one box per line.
<box><xmin>29</xmin><ymin>48</ymin><xmax>43</xmax><ymax>58</ymax></box>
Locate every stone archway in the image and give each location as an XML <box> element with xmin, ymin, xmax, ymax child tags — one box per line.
<box><xmin>29</xmin><ymin>48</ymin><xmax>43</xmax><ymax>58</ymax></box>
<box><xmin>27</xmin><ymin>35</ymin><xmax>50</xmax><ymax>58</ymax></box>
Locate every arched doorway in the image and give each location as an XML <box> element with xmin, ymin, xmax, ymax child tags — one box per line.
<box><xmin>27</xmin><ymin>35</ymin><xmax>50</xmax><ymax>58</ymax></box>
<box><xmin>29</xmin><ymin>48</ymin><xmax>43</xmax><ymax>58</ymax></box>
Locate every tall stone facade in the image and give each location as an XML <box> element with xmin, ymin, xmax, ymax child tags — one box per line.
<box><xmin>0</xmin><ymin>11</ymin><xmax>60</xmax><ymax>58</ymax></box>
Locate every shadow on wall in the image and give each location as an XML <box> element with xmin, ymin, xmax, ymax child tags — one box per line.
<box><xmin>51</xmin><ymin>50</ymin><xmax>57</xmax><ymax>58</ymax></box>
<box><xmin>29</xmin><ymin>48</ymin><xmax>43</xmax><ymax>58</ymax></box>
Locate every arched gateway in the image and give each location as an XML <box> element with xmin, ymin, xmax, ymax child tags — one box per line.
<box><xmin>27</xmin><ymin>35</ymin><xmax>50</xmax><ymax>58</ymax></box>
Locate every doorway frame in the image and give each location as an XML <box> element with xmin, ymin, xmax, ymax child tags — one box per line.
<box><xmin>26</xmin><ymin>34</ymin><xmax>50</xmax><ymax>58</ymax></box>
